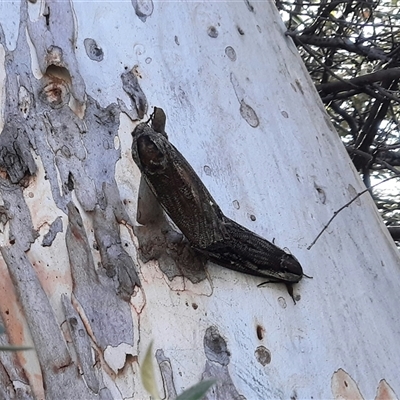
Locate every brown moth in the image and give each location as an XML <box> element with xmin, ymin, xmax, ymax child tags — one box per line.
<box><xmin>131</xmin><ymin>109</ymin><xmax>305</xmax><ymax>298</ymax></box>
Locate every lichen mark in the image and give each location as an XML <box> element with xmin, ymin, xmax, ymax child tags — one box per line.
<box><xmin>61</xmin><ymin>295</ymin><xmax>100</xmax><ymax>394</ymax></box>
<box><xmin>0</xmin><ymin>178</ymin><xmax>38</xmax><ymax>251</ymax></box>
<box><xmin>155</xmin><ymin>349</ymin><xmax>178</xmax><ymax>399</ymax></box>
<box><xmin>204</xmin><ymin>326</ymin><xmax>230</xmax><ymax>366</ymax></box>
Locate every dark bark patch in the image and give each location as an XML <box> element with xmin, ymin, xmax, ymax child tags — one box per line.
<box><xmin>202</xmin><ymin>326</ymin><xmax>245</xmax><ymax>400</ymax></box>
<box><xmin>254</xmin><ymin>346</ymin><xmax>271</xmax><ymax>366</ymax></box>
<box><xmin>203</xmin><ymin>326</ymin><xmax>230</xmax><ymax>366</ymax></box>
<box><xmin>121</xmin><ymin>69</ymin><xmax>148</xmax><ymax>120</ymax></box>
<box><xmin>0</xmin><ymin>123</ymin><xmax>37</xmax><ymax>184</ymax></box>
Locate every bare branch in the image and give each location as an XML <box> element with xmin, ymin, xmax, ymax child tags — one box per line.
<box><xmin>316</xmin><ymin>68</ymin><xmax>400</xmax><ymax>94</ymax></box>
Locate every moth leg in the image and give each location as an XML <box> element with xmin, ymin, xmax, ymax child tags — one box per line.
<box><xmin>285</xmin><ymin>283</ymin><xmax>297</xmax><ymax>304</ymax></box>
<box><xmin>258</xmin><ymin>280</ymin><xmax>298</xmax><ymax>304</ymax></box>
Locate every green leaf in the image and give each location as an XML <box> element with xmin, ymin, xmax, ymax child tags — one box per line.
<box><xmin>176</xmin><ymin>379</ymin><xmax>217</xmax><ymax>400</ymax></box>
<box><xmin>0</xmin><ymin>345</ymin><xmax>33</xmax><ymax>351</ymax></box>
<box><xmin>140</xmin><ymin>341</ymin><xmax>160</xmax><ymax>400</ymax></box>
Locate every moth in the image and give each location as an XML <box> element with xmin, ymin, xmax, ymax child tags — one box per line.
<box><xmin>131</xmin><ymin>108</ymin><xmax>305</xmax><ymax>298</ymax></box>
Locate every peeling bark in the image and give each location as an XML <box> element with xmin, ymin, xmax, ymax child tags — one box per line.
<box><xmin>66</xmin><ymin>202</ymin><xmax>135</xmax><ymax>351</ymax></box>
<box><xmin>92</xmin><ymin>202</ymin><xmax>140</xmax><ymax>300</ymax></box>
<box><xmin>0</xmin><ymin>243</ymin><xmax>96</xmax><ymax>399</ymax></box>
<box><xmin>42</xmin><ymin>215</ymin><xmax>63</xmax><ymax>246</ymax></box>
<box><xmin>156</xmin><ymin>349</ymin><xmax>178</xmax><ymax>400</ymax></box>
<box><xmin>202</xmin><ymin>327</ymin><xmax>245</xmax><ymax>400</ymax></box>
<box><xmin>61</xmin><ymin>294</ymin><xmax>100</xmax><ymax>394</ymax></box>
<box><xmin>27</xmin><ymin>0</ymin><xmax>86</xmax><ymax>103</ymax></box>
<box><xmin>0</xmin><ymin>315</ymin><xmax>33</xmax><ymax>400</ymax></box>
<box><xmin>0</xmin><ymin>179</ymin><xmax>37</xmax><ymax>251</ymax></box>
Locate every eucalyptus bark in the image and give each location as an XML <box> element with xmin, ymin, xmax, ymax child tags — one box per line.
<box><xmin>0</xmin><ymin>1</ymin><xmax>399</xmax><ymax>400</ymax></box>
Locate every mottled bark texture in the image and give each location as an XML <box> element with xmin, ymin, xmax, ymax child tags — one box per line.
<box><xmin>0</xmin><ymin>1</ymin><xmax>143</xmax><ymax>397</ymax></box>
<box><xmin>152</xmin><ymin>326</ymin><xmax>246</xmax><ymax>400</ymax></box>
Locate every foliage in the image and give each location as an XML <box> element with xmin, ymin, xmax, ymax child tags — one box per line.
<box><xmin>141</xmin><ymin>342</ymin><xmax>216</xmax><ymax>400</ymax></box>
<box><xmin>278</xmin><ymin>0</ymin><xmax>400</xmax><ymax>242</ymax></box>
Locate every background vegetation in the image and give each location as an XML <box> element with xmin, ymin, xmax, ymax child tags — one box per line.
<box><xmin>278</xmin><ymin>0</ymin><xmax>400</xmax><ymax>243</ymax></box>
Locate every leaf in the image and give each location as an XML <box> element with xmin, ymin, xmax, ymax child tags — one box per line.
<box><xmin>176</xmin><ymin>379</ymin><xmax>217</xmax><ymax>400</ymax></box>
<box><xmin>0</xmin><ymin>345</ymin><xmax>33</xmax><ymax>351</ymax></box>
<box><xmin>140</xmin><ymin>341</ymin><xmax>160</xmax><ymax>400</ymax></box>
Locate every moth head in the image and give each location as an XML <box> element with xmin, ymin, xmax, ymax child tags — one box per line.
<box><xmin>136</xmin><ymin>134</ymin><xmax>167</xmax><ymax>174</ymax></box>
<box><xmin>131</xmin><ymin>123</ymin><xmax>166</xmax><ymax>172</ymax></box>
<box><xmin>280</xmin><ymin>253</ymin><xmax>303</xmax><ymax>282</ymax></box>
<box><xmin>151</xmin><ymin>107</ymin><xmax>167</xmax><ymax>137</ymax></box>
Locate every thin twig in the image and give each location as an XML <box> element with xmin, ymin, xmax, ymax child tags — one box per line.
<box><xmin>307</xmin><ymin>175</ymin><xmax>399</xmax><ymax>250</ymax></box>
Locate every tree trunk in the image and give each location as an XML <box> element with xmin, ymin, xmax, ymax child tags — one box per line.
<box><xmin>0</xmin><ymin>1</ymin><xmax>399</xmax><ymax>399</ymax></box>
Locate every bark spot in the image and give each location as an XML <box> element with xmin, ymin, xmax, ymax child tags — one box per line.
<box><xmin>39</xmin><ymin>75</ymin><xmax>70</xmax><ymax>109</ymax></box>
<box><xmin>208</xmin><ymin>26</ymin><xmax>218</xmax><ymax>38</ymax></box>
<box><xmin>225</xmin><ymin>46</ymin><xmax>237</xmax><ymax>61</ymax></box>
<box><xmin>256</xmin><ymin>324</ymin><xmax>264</xmax><ymax>340</ymax></box>
<box><xmin>84</xmin><ymin>38</ymin><xmax>104</xmax><ymax>62</ymax></box>
<box><xmin>255</xmin><ymin>346</ymin><xmax>271</xmax><ymax>366</ymax></box>
<box><xmin>240</xmin><ymin>100</ymin><xmax>259</xmax><ymax>128</ymax></box>
<box><xmin>314</xmin><ymin>183</ymin><xmax>326</xmax><ymax>204</ymax></box>
<box><xmin>243</xmin><ymin>0</ymin><xmax>254</xmax><ymax>12</ymax></box>
<box><xmin>204</xmin><ymin>165</ymin><xmax>212</xmax><ymax>176</ymax></box>
<box><xmin>131</xmin><ymin>0</ymin><xmax>154</xmax><ymax>22</ymax></box>
<box><xmin>278</xmin><ymin>296</ymin><xmax>287</xmax><ymax>308</ymax></box>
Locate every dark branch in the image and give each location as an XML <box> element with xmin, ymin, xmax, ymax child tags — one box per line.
<box><xmin>316</xmin><ymin>68</ymin><xmax>400</xmax><ymax>94</ymax></box>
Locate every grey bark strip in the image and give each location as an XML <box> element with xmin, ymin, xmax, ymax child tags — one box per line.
<box><xmin>92</xmin><ymin>203</ymin><xmax>141</xmax><ymax>300</ymax></box>
<box><xmin>0</xmin><ymin>243</ymin><xmax>97</xmax><ymax>399</ymax></box>
<box><xmin>0</xmin><ymin>179</ymin><xmax>37</xmax><ymax>251</ymax></box>
<box><xmin>42</xmin><ymin>216</ymin><xmax>63</xmax><ymax>247</ymax></box>
<box><xmin>66</xmin><ymin>202</ymin><xmax>135</xmax><ymax>352</ymax></box>
<box><xmin>0</xmin><ymin>314</ymin><xmax>33</xmax><ymax>400</ymax></box>
<box><xmin>61</xmin><ymin>294</ymin><xmax>100</xmax><ymax>394</ymax></box>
